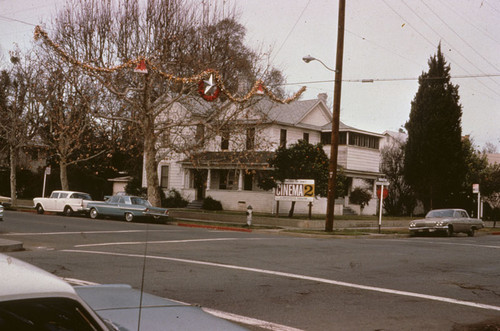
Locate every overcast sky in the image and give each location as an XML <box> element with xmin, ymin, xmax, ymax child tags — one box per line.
<box><xmin>1</xmin><ymin>0</ymin><xmax>499</xmax><ymax>149</ymax></box>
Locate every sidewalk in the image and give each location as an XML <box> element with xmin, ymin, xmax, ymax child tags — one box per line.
<box><xmin>168</xmin><ymin>209</ymin><xmax>411</xmax><ymax>230</ymax></box>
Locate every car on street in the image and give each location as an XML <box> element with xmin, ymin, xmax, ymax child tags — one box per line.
<box><xmin>87</xmin><ymin>195</ymin><xmax>169</xmax><ymax>222</ymax></box>
<box><xmin>33</xmin><ymin>190</ymin><xmax>93</xmax><ymax>216</ymax></box>
<box><xmin>0</xmin><ymin>253</ymin><xmax>248</xmax><ymax>330</ymax></box>
<box><xmin>0</xmin><ymin>203</ymin><xmax>3</xmax><ymax>221</ymax></box>
<box><xmin>409</xmin><ymin>208</ymin><xmax>484</xmax><ymax>237</ymax></box>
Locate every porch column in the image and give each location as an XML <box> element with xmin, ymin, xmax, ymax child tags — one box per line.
<box><xmin>238</xmin><ymin>169</ymin><xmax>244</xmax><ymax>191</ymax></box>
<box><xmin>206</xmin><ymin>169</ymin><xmax>211</xmax><ymax>191</ymax></box>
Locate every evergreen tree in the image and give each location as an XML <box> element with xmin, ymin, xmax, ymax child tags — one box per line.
<box><xmin>404</xmin><ymin>44</ymin><xmax>464</xmax><ymax>211</ymax></box>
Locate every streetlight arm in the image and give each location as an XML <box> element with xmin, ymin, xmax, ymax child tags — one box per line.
<box><xmin>302</xmin><ymin>55</ymin><xmax>337</xmax><ymax>73</ymax></box>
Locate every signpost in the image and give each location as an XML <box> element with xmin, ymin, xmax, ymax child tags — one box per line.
<box><xmin>375</xmin><ymin>178</ymin><xmax>389</xmax><ymax>233</ymax></box>
<box><xmin>473</xmin><ymin>183</ymin><xmax>481</xmax><ymax>219</ymax></box>
<box><xmin>42</xmin><ymin>166</ymin><xmax>51</xmax><ymax>198</ymax></box>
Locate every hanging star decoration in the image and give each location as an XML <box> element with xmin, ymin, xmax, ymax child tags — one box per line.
<box><xmin>198</xmin><ymin>74</ymin><xmax>220</xmax><ymax>101</ymax></box>
<box><xmin>33</xmin><ymin>25</ymin><xmax>306</xmax><ymax>104</ymax></box>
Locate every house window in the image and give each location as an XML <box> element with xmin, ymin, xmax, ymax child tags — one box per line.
<box><xmin>160</xmin><ymin>165</ymin><xmax>169</xmax><ymax>188</ymax></box>
<box><xmin>221</xmin><ymin>129</ymin><xmax>229</xmax><ymax>150</ymax></box>
<box><xmin>320</xmin><ymin>131</ymin><xmax>347</xmax><ymax>145</ymax></box>
<box><xmin>218</xmin><ymin>170</ymin><xmax>235</xmax><ymax>190</ymax></box>
<box><xmin>348</xmin><ymin>133</ymin><xmax>379</xmax><ymax>149</ymax></box>
<box><xmin>280</xmin><ymin>129</ymin><xmax>287</xmax><ymax>148</ymax></box>
<box><xmin>303</xmin><ymin>132</ymin><xmax>309</xmax><ymax>143</ymax></box>
<box><xmin>246</xmin><ymin>128</ymin><xmax>255</xmax><ymax>150</ymax></box>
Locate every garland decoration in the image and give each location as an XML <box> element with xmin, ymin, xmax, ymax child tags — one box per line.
<box><xmin>34</xmin><ymin>25</ymin><xmax>306</xmax><ymax>104</ymax></box>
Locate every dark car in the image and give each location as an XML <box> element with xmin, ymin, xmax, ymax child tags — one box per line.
<box><xmin>87</xmin><ymin>195</ymin><xmax>169</xmax><ymax>222</ymax></box>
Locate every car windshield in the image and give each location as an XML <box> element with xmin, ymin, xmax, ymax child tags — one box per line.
<box><xmin>0</xmin><ymin>297</ymin><xmax>106</xmax><ymax>331</ymax></box>
<box><xmin>130</xmin><ymin>197</ymin><xmax>152</xmax><ymax>207</ymax></box>
<box><xmin>426</xmin><ymin>209</ymin><xmax>454</xmax><ymax>218</ymax></box>
<box><xmin>71</xmin><ymin>193</ymin><xmax>92</xmax><ymax>200</ymax></box>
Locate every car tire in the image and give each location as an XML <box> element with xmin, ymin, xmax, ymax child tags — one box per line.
<box><xmin>468</xmin><ymin>228</ymin><xmax>476</xmax><ymax>237</ymax></box>
<box><xmin>36</xmin><ymin>204</ymin><xmax>44</xmax><ymax>215</ymax></box>
<box><xmin>125</xmin><ymin>212</ymin><xmax>134</xmax><ymax>222</ymax></box>
<box><xmin>446</xmin><ymin>226</ymin><xmax>454</xmax><ymax>237</ymax></box>
<box><xmin>89</xmin><ymin>208</ymin><xmax>99</xmax><ymax>219</ymax></box>
<box><xmin>63</xmin><ymin>206</ymin><xmax>73</xmax><ymax>216</ymax></box>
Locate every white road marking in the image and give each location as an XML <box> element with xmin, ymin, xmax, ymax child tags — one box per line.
<box><xmin>390</xmin><ymin>239</ymin><xmax>500</xmax><ymax>249</ymax></box>
<box><xmin>75</xmin><ymin>237</ymin><xmax>268</xmax><ymax>247</ymax></box>
<box><xmin>62</xmin><ymin>249</ymin><xmax>500</xmax><ymax>313</ymax></box>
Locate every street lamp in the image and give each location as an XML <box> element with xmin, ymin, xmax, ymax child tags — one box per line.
<box><xmin>303</xmin><ymin>0</ymin><xmax>345</xmax><ymax>232</ymax></box>
<box><xmin>302</xmin><ymin>55</ymin><xmax>337</xmax><ymax>73</ymax></box>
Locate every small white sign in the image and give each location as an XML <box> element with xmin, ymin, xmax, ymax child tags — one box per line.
<box><xmin>472</xmin><ymin>183</ymin><xmax>479</xmax><ymax>194</ymax></box>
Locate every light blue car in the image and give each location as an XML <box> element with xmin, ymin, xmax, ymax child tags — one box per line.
<box><xmin>87</xmin><ymin>195</ymin><xmax>169</xmax><ymax>222</ymax></box>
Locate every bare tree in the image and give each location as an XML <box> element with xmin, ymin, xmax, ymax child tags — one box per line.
<box><xmin>34</xmin><ymin>61</ymin><xmax>110</xmax><ymax>190</ymax></box>
<box><xmin>35</xmin><ymin>0</ymin><xmax>292</xmax><ymax>206</ymax></box>
<box><xmin>0</xmin><ymin>51</ymin><xmax>40</xmax><ymax>206</ymax></box>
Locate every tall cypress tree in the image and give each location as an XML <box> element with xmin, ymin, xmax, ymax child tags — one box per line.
<box><xmin>404</xmin><ymin>44</ymin><xmax>464</xmax><ymax>211</ymax></box>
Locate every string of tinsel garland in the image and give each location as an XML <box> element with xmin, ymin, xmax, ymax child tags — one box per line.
<box><xmin>34</xmin><ymin>25</ymin><xmax>306</xmax><ymax>104</ymax></box>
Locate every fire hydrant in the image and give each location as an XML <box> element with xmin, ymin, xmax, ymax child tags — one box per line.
<box><xmin>246</xmin><ymin>205</ymin><xmax>253</xmax><ymax>227</ymax></box>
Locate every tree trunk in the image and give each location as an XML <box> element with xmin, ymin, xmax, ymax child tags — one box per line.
<box><xmin>60</xmin><ymin>160</ymin><xmax>69</xmax><ymax>191</ymax></box>
<box><xmin>142</xmin><ymin>73</ymin><xmax>161</xmax><ymax>207</ymax></box>
<box><xmin>144</xmin><ymin>138</ymin><xmax>161</xmax><ymax>206</ymax></box>
<box><xmin>9</xmin><ymin>145</ymin><xmax>17</xmax><ymax>207</ymax></box>
<box><xmin>143</xmin><ymin>110</ymin><xmax>161</xmax><ymax>206</ymax></box>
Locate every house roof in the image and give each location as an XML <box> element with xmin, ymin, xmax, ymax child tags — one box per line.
<box><xmin>487</xmin><ymin>153</ymin><xmax>500</xmax><ymax>165</ymax></box>
<box><xmin>180</xmin><ymin>151</ymin><xmax>274</xmax><ymax>169</ymax></box>
<box><xmin>321</xmin><ymin>121</ymin><xmax>384</xmax><ymax>137</ymax></box>
<box><xmin>254</xmin><ymin>99</ymin><xmax>323</xmax><ymax>126</ymax></box>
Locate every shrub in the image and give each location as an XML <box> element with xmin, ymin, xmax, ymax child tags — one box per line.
<box><xmin>202</xmin><ymin>196</ymin><xmax>223</xmax><ymax>210</ymax></box>
<box><xmin>350</xmin><ymin>187</ymin><xmax>372</xmax><ymax>209</ymax></box>
<box><xmin>162</xmin><ymin>188</ymin><xmax>188</xmax><ymax>208</ymax></box>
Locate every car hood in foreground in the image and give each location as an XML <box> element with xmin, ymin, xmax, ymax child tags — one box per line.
<box><xmin>75</xmin><ymin>284</ymin><xmax>247</xmax><ymax>331</ymax></box>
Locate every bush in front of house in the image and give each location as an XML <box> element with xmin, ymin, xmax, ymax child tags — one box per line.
<box><xmin>162</xmin><ymin>188</ymin><xmax>188</xmax><ymax>208</ymax></box>
<box><xmin>202</xmin><ymin>196</ymin><xmax>223</xmax><ymax>210</ymax></box>
<box><xmin>349</xmin><ymin>187</ymin><xmax>372</xmax><ymax>212</ymax></box>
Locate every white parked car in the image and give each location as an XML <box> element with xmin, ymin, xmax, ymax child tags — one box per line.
<box><xmin>0</xmin><ymin>203</ymin><xmax>3</xmax><ymax>221</ymax></box>
<box><xmin>0</xmin><ymin>254</ymin><xmax>248</xmax><ymax>330</ymax></box>
<box><xmin>33</xmin><ymin>190</ymin><xmax>93</xmax><ymax>216</ymax></box>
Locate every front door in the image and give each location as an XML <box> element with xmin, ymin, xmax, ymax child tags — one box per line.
<box><xmin>193</xmin><ymin>169</ymin><xmax>207</xmax><ymax>200</ymax></box>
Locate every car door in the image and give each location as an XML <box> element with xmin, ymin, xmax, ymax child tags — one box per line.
<box><xmin>106</xmin><ymin>196</ymin><xmax>122</xmax><ymax>216</ymax></box>
<box><xmin>45</xmin><ymin>192</ymin><xmax>59</xmax><ymax>211</ymax></box>
<box><xmin>453</xmin><ymin>210</ymin><xmax>468</xmax><ymax>232</ymax></box>
<box><xmin>56</xmin><ymin>192</ymin><xmax>70</xmax><ymax>211</ymax></box>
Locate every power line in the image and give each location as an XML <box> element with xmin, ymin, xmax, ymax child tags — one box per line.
<box><xmin>0</xmin><ymin>14</ymin><xmax>38</xmax><ymax>27</ymax></box>
<box><xmin>278</xmin><ymin>73</ymin><xmax>500</xmax><ymax>86</ymax></box>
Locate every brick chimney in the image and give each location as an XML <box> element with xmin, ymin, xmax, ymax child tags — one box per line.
<box><xmin>318</xmin><ymin>93</ymin><xmax>328</xmax><ymax>103</ymax></box>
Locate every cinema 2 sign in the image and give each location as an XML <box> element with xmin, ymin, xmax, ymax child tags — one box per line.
<box><xmin>275</xmin><ymin>179</ymin><xmax>315</xmax><ymax>202</ymax></box>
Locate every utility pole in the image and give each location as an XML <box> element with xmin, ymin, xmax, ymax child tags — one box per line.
<box><xmin>325</xmin><ymin>0</ymin><xmax>346</xmax><ymax>232</ymax></box>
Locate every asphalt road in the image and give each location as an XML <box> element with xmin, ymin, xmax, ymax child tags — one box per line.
<box><xmin>1</xmin><ymin>210</ymin><xmax>499</xmax><ymax>331</ymax></box>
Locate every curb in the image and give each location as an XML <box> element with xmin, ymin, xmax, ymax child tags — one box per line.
<box><xmin>177</xmin><ymin>223</ymin><xmax>253</xmax><ymax>232</ymax></box>
<box><xmin>0</xmin><ymin>239</ymin><xmax>24</xmax><ymax>252</ymax></box>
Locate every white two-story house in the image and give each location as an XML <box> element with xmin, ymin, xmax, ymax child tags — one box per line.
<box><xmin>151</xmin><ymin>93</ymin><xmax>384</xmax><ymax>215</ymax></box>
